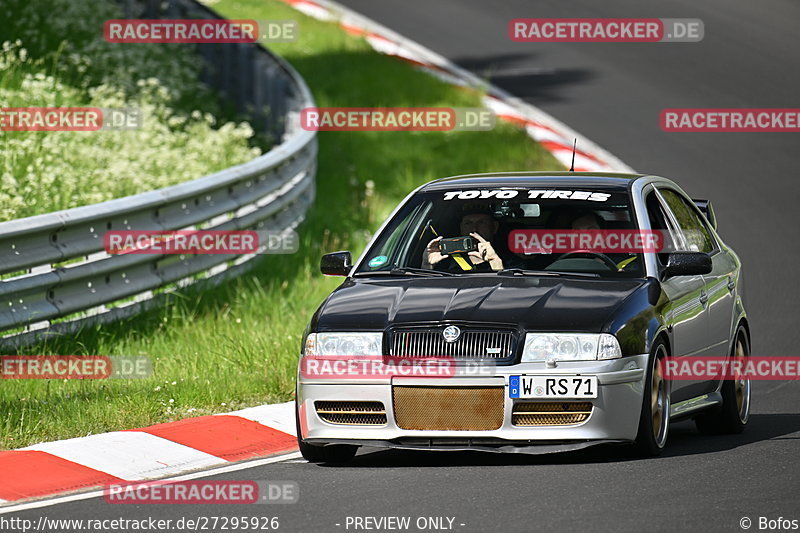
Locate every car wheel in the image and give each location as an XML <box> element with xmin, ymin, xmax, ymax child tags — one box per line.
<box><xmin>695</xmin><ymin>325</ymin><xmax>751</xmax><ymax>435</ymax></box>
<box><xmin>634</xmin><ymin>341</ymin><xmax>670</xmax><ymax>456</ymax></box>
<box><xmin>295</xmin><ymin>402</ymin><xmax>358</xmax><ymax>463</ymax></box>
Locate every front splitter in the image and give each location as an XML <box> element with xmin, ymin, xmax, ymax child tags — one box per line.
<box><xmin>306</xmin><ymin>438</ymin><xmax>629</xmax><ymax>455</ymax></box>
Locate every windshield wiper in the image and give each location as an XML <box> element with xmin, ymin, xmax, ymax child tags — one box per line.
<box><xmin>353</xmin><ymin>267</ymin><xmax>456</xmax><ymax>277</ymax></box>
<box><xmin>496</xmin><ymin>268</ymin><xmax>600</xmax><ymax>279</ymax></box>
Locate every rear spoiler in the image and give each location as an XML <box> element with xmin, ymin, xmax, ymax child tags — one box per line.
<box><xmin>692</xmin><ymin>199</ymin><xmax>717</xmax><ymax>230</ymax></box>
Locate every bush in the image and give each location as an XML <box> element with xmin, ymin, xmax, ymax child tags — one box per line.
<box><xmin>0</xmin><ymin>0</ymin><xmax>263</xmax><ymax>220</ymax></box>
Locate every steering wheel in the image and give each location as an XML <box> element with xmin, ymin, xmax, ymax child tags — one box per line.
<box><xmin>556</xmin><ymin>250</ymin><xmax>619</xmax><ymax>271</ymax></box>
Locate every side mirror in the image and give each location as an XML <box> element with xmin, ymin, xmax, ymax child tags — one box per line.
<box><xmin>662</xmin><ymin>252</ymin><xmax>712</xmax><ymax>278</ymax></box>
<box><xmin>320</xmin><ymin>251</ymin><xmax>352</xmax><ymax>276</ymax></box>
<box><xmin>692</xmin><ymin>198</ymin><xmax>717</xmax><ymax>230</ymax></box>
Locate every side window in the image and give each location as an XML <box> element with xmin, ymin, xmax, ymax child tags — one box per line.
<box><xmin>645</xmin><ymin>192</ymin><xmax>670</xmax><ymax>231</ymax></box>
<box><xmin>645</xmin><ymin>191</ymin><xmax>681</xmax><ymax>264</ymax></box>
<box><xmin>366</xmin><ymin>202</ymin><xmax>430</xmax><ymax>269</ymax></box>
<box><xmin>658</xmin><ymin>189</ymin><xmax>716</xmax><ymax>253</ymax></box>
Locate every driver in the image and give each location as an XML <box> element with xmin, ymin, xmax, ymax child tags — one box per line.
<box><xmin>570</xmin><ymin>211</ymin><xmax>603</xmax><ymax>231</ymax></box>
<box><xmin>422</xmin><ymin>208</ymin><xmax>505</xmax><ymax>272</ymax></box>
<box><xmin>565</xmin><ymin>209</ymin><xmax>639</xmax><ymax>271</ymax></box>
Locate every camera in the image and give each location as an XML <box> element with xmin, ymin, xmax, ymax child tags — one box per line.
<box><xmin>439</xmin><ymin>236</ymin><xmax>477</xmax><ymax>255</ymax></box>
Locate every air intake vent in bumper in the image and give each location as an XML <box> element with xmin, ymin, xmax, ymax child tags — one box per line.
<box><xmin>315</xmin><ymin>401</ymin><xmax>387</xmax><ymax>425</ymax></box>
<box><xmin>512</xmin><ymin>402</ymin><xmax>592</xmax><ymax>426</ymax></box>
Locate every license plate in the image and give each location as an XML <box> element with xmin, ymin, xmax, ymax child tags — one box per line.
<box><xmin>509</xmin><ymin>375</ymin><xmax>598</xmax><ymax>399</ymax></box>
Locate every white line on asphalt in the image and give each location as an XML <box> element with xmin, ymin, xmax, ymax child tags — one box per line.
<box><xmin>762</xmin><ymin>380</ymin><xmax>799</xmax><ymax>395</ymax></box>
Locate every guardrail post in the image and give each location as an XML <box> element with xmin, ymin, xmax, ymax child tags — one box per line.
<box><xmin>166</xmin><ymin>0</ymin><xmax>180</xmax><ymax>18</ymax></box>
<box><xmin>237</xmin><ymin>43</ymin><xmax>251</xmax><ymax>115</ymax></box>
<box><xmin>252</xmin><ymin>56</ymin><xmax>265</xmax><ymax>133</ymax></box>
<box><xmin>144</xmin><ymin>0</ymin><xmax>160</xmax><ymax>18</ymax></box>
<box><xmin>272</xmin><ymin>75</ymin><xmax>288</xmax><ymax>141</ymax></box>
<box><xmin>221</xmin><ymin>42</ymin><xmax>233</xmax><ymax>101</ymax></box>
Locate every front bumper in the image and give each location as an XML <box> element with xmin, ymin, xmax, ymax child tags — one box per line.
<box><xmin>297</xmin><ymin>355</ymin><xmax>649</xmax><ymax>449</ymax></box>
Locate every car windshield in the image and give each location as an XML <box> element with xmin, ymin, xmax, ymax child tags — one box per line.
<box><xmin>354</xmin><ymin>186</ymin><xmax>646</xmax><ymax>278</ymax></box>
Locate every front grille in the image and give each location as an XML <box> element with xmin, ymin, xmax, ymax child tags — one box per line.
<box><xmin>392</xmin><ymin>386</ymin><xmax>504</xmax><ymax>431</ymax></box>
<box><xmin>512</xmin><ymin>402</ymin><xmax>592</xmax><ymax>426</ymax></box>
<box><xmin>315</xmin><ymin>401</ymin><xmax>387</xmax><ymax>425</ymax></box>
<box><xmin>389</xmin><ymin>327</ymin><xmax>516</xmax><ymax>361</ymax></box>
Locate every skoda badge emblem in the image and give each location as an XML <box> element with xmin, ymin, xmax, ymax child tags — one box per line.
<box><xmin>442</xmin><ymin>326</ymin><xmax>461</xmax><ymax>343</ymax></box>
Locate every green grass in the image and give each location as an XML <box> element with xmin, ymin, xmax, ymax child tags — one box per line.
<box><xmin>0</xmin><ymin>0</ymin><xmax>560</xmax><ymax>449</ymax></box>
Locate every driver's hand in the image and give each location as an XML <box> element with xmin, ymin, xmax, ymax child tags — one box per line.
<box><xmin>468</xmin><ymin>233</ymin><xmax>504</xmax><ymax>270</ymax></box>
<box><xmin>422</xmin><ymin>236</ymin><xmax>445</xmax><ymax>268</ymax></box>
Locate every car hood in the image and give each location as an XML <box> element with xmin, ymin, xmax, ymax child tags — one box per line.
<box><xmin>313</xmin><ymin>275</ymin><xmax>648</xmax><ymax>332</ymax></box>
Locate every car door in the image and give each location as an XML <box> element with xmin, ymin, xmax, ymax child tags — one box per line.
<box><xmin>657</xmin><ymin>188</ymin><xmax>737</xmax><ymax>394</ymax></box>
<box><xmin>645</xmin><ymin>189</ymin><xmax>712</xmax><ymax>402</ymax></box>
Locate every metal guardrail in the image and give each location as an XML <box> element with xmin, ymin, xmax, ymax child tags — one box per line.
<box><xmin>0</xmin><ymin>0</ymin><xmax>317</xmax><ymax>346</ymax></box>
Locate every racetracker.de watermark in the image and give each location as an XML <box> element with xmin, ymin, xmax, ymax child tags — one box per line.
<box><xmin>300</xmin><ymin>356</ymin><xmax>495</xmax><ymax>379</ymax></box>
<box><xmin>509</xmin><ymin>18</ymin><xmax>703</xmax><ymax>42</ymax></box>
<box><xmin>1</xmin><ymin>355</ymin><xmax>152</xmax><ymax>379</ymax></box>
<box><xmin>662</xmin><ymin>357</ymin><xmax>800</xmax><ymax>380</ymax></box>
<box><xmin>0</xmin><ymin>107</ymin><xmax>141</xmax><ymax>131</ymax></box>
<box><xmin>299</xmin><ymin>107</ymin><xmax>496</xmax><ymax>131</ymax></box>
<box><xmin>104</xmin><ymin>229</ymin><xmax>299</xmax><ymax>255</ymax></box>
<box><xmin>661</xmin><ymin>108</ymin><xmax>800</xmax><ymax>132</ymax></box>
<box><xmin>104</xmin><ymin>480</ymin><xmax>298</xmax><ymax>504</ymax></box>
<box><xmin>104</xmin><ymin>19</ymin><xmax>298</xmax><ymax>43</ymax></box>
<box><xmin>508</xmin><ymin>230</ymin><xmax>668</xmax><ymax>254</ymax></box>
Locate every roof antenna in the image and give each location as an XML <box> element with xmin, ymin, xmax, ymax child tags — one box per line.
<box><xmin>569</xmin><ymin>138</ymin><xmax>577</xmax><ymax>172</ymax></box>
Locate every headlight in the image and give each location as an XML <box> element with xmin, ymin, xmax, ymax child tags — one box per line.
<box><xmin>303</xmin><ymin>332</ymin><xmax>382</xmax><ymax>356</ymax></box>
<box><xmin>521</xmin><ymin>333</ymin><xmax>621</xmax><ymax>362</ymax></box>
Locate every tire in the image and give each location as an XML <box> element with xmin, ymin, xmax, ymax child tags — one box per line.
<box><xmin>633</xmin><ymin>341</ymin><xmax>670</xmax><ymax>456</ymax></box>
<box><xmin>295</xmin><ymin>402</ymin><xmax>358</xmax><ymax>463</ymax></box>
<box><xmin>695</xmin><ymin>325</ymin><xmax>751</xmax><ymax>435</ymax></box>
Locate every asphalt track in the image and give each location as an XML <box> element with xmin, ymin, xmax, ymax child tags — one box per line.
<box><xmin>8</xmin><ymin>1</ymin><xmax>800</xmax><ymax>531</ymax></box>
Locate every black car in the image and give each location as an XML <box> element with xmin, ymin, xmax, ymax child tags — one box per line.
<box><xmin>296</xmin><ymin>172</ymin><xmax>751</xmax><ymax>462</ymax></box>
